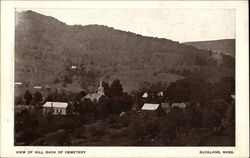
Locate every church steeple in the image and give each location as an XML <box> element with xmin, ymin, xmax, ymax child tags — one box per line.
<box><xmin>97</xmin><ymin>79</ymin><xmax>104</xmax><ymax>95</ymax></box>
<box><xmin>99</xmin><ymin>79</ymin><xmax>103</xmax><ymax>88</ymax></box>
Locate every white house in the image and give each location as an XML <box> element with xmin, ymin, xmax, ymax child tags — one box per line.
<box><xmin>141</xmin><ymin>103</ymin><xmax>160</xmax><ymax>111</ymax></box>
<box><xmin>43</xmin><ymin>102</ymin><xmax>69</xmax><ymax>115</ymax></box>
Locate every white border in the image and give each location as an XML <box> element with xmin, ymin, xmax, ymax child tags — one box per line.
<box><xmin>1</xmin><ymin>1</ymin><xmax>249</xmax><ymax>157</ymax></box>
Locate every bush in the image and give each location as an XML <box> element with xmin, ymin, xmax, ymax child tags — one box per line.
<box><xmin>106</xmin><ymin>115</ymin><xmax>118</xmax><ymax>125</ymax></box>
<box><xmin>16</xmin><ymin>128</ymin><xmax>42</xmax><ymax>145</ymax></box>
<box><xmin>119</xmin><ymin>116</ymin><xmax>130</xmax><ymax>127</ymax></box>
<box><xmin>110</xmin><ymin>127</ymin><xmax>129</xmax><ymax>139</ymax></box>
<box><xmin>107</xmin><ymin>95</ymin><xmax>133</xmax><ymax>114</ymax></box>
<box><xmin>15</xmin><ymin>95</ymin><xmax>23</xmax><ymax>105</ymax></box>
<box><xmin>160</xmin><ymin>120</ymin><xmax>177</xmax><ymax>145</ymax></box>
<box><xmin>53</xmin><ymin>116</ymin><xmax>80</xmax><ymax>132</ymax></box>
<box><xmin>62</xmin><ymin>82</ymin><xmax>67</xmax><ymax>87</ymax></box>
<box><xmin>145</xmin><ymin>118</ymin><xmax>160</xmax><ymax>137</ymax></box>
<box><xmin>72</xmin><ymin>127</ymin><xmax>86</xmax><ymax>138</ymax></box>
<box><xmin>202</xmin><ymin>109</ymin><xmax>221</xmax><ymax>128</ymax></box>
<box><xmin>54</xmin><ymin>78</ymin><xmax>60</xmax><ymax>84</ymax></box>
<box><xmin>128</xmin><ymin>117</ymin><xmax>147</xmax><ymax>142</ymax></box>
<box><xmin>88</xmin><ymin>122</ymin><xmax>106</xmax><ymax>140</ymax></box>
<box><xmin>64</xmin><ymin>74</ymin><xmax>73</xmax><ymax>84</ymax></box>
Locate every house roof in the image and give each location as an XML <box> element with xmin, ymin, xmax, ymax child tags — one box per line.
<box><xmin>172</xmin><ymin>103</ymin><xmax>186</xmax><ymax>108</ymax></box>
<box><xmin>119</xmin><ymin>111</ymin><xmax>126</xmax><ymax>117</ymax></box>
<box><xmin>142</xmin><ymin>93</ymin><xmax>148</xmax><ymax>98</ymax></box>
<box><xmin>34</xmin><ymin>86</ymin><xmax>42</xmax><ymax>89</ymax></box>
<box><xmin>157</xmin><ymin>91</ymin><xmax>164</xmax><ymax>96</ymax></box>
<box><xmin>141</xmin><ymin>103</ymin><xmax>160</xmax><ymax>111</ymax></box>
<box><xmin>83</xmin><ymin>93</ymin><xmax>104</xmax><ymax>101</ymax></box>
<box><xmin>43</xmin><ymin>102</ymin><xmax>68</xmax><ymax>108</ymax></box>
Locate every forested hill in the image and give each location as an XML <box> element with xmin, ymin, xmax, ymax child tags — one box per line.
<box><xmin>184</xmin><ymin>39</ymin><xmax>235</xmax><ymax>57</ymax></box>
<box><xmin>15</xmin><ymin>10</ymin><xmax>235</xmax><ymax>92</ymax></box>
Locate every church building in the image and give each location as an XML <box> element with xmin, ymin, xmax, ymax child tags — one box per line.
<box><xmin>82</xmin><ymin>80</ymin><xmax>105</xmax><ymax>102</ymax></box>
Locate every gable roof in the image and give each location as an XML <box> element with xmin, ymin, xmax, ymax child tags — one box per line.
<box><xmin>43</xmin><ymin>102</ymin><xmax>68</xmax><ymax>108</ymax></box>
<box><xmin>157</xmin><ymin>91</ymin><xmax>164</xmax><ymax>96</ymax></box>
<box><xmin>83</xmin><ymin>93</ymin><xmax>104</xmax><ymax>101</ymax></box>
<box><xmin>141</xmin><ymin>103</ymin><xmax>160</xmax><ymax>111</ymax></box>
<box><xmin>142</xmin><ymin>92</ymin><xmax>148</xmax><ymax>98</ymax></box>
<box><xmin>119</xmin><ymin>111</ymin><xmax>126</xmax><ymax>117</ymax></box>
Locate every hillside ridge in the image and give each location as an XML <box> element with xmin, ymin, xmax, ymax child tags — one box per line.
<box><xmin>15</xmin><ymin>10</ymin><xmax>235</xmax><ymax>94</ymax></box>
<box><xmin>184</xmin><ymin>39</ymin><xmax>235</xmax><ymax>57</ymax></box>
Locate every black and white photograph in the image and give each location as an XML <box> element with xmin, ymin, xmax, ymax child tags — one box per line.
<box><xmin>0</xmin><ymin>1</ymin><xmax>249</xmax><ymax>157</ymax></box>
<box><xmin>14</xmin><ymin>8</ymin><xmax>236</xmax><ymax>146</ymax></box>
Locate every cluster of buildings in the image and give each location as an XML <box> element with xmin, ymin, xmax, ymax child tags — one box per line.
<box><xmin>140</xmin><ymin>92</ymin><xmax>188</xmax><ymax>114</ymax></box>
<box><xmin>20</xmin><ymin>79</ymin><xmax>235</xmax><ymax>117</ymax></box>
<box><xmin>16</xmin><ymin>78</ymin><xmax>204</xmax><ymax>117</ymax></box>
<box><xmin>41</xmin><ymin>81</ymin><xmax>189</xmax><ymax>116</ymax></box>
<box><xmin>42</xmin><ymin>80</ymin><xmax>105</xmax><ymax>115</ymax></box>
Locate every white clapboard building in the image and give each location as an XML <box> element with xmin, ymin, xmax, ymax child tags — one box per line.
<box><xmin>43</xmin><ymin>102</ymin><xmax>69</xmax><ymax>115</ymax></box>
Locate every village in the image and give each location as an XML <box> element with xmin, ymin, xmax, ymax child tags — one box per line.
<box><xmin>14</xmin><ymin>76</ymin><xmax>235</xmax><ymax>146</ymax></box>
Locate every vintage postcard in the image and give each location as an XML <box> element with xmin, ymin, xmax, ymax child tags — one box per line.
<box><xmin>0</xmin><ymin>0</ymin><xmax>249</xmax><ymax>157</ymax></box>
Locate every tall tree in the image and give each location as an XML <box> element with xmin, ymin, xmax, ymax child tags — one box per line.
<box><xmin>102</xmin><ymin>81</ymin><xmax>112</xmax><ymax>97</ymax></box>
<box><xmin>24</xmin><ymin>90</ymin><xmax>33</xmax><ymax>105</ymax></box>
<box><xmin>33</xmin><ymin>91</ymin><xmax>43</xmax><ymax>104</ymax></box>
<box><xmin>110</xmin><ymin>79</ymin><xmax>123</xmax><ymax>97</ymax></box>
<box><xmin>63</xmin><ymin>74</ymin><xmax>72</xmax><ymax>84</ymax></box>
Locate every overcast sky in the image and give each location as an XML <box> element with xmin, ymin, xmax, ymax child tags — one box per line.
<box><xmin>18</xmin><ymin>8</ymin><xmax>235</xmax><ymax>42</ymax></box>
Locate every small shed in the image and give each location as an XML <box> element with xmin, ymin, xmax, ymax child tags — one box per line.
<box><xmin>171</xmin><ymin>102</ymin><xmax>187</xmax><ymax>109</ymax></box>
<box><xmin>141</xmin><ymin>103</ymin><xmax>160</xmax><ymax>111</ymax></box>
<box><xmin>157</xmin><ymin>91</ymin><xmax>164</xmax><ymax>97</ymax></box>
<box><xmin>34</xmin><ymin>86</ymin><xmax>42</xmax><ymax>89</ymax></box>
<box><xmin>43</xmin><ymin>102</ymin><xmax>69</xmax><ymax>115</ymax></box>
<box><xmin>119</xmin><ymin>111</ymin><xmax>126</xmax><ymax>117</ymax></box>
<box><xmin>161</xmin><ymin>103</ymin><xmax>171</xmax><ymax>113</ymax></box>
<box><xmin>230</xmin><ymin>94</ymin><xmax>235</xmax><ymax>104</ymax></box>
<box><xmin>230</xmin><ymin>95</ymin><xmax>235</xmax><ymax>100</ymax></box>
<box><xmin>15</xmin><ymin>82</ymin><xmax>22</xmax><ymax>85</ymax></box>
